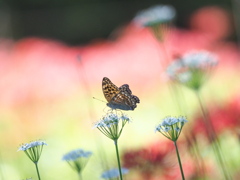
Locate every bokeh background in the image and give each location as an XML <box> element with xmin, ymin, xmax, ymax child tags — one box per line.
<box><xmin>0</xmin><ymin>0</ymin><xmax>240</xmax><ymax>179</ymax></box>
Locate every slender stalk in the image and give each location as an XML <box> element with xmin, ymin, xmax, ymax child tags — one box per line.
<box><xmin>34</xmin><ymin>162</ymin><xmax>41</xmax><ymax>180</ymax></box>
<box><xmin>195</xmin><ymin>91</ymin><xmax>230</xmax><ymax>180</ymax></box>
<box><xmin>231</xmin><ymin>0</ymin><xmax>240</xmax><ymax>47</ymax></box>
<box><xmin>114</xmin><ymin>140</ymin><xmax>123</xmax><ymax>180</ymax></box>
<box><xmin>78</xmin><ymin>172</ymin><xmax>83</xmax><ymax>180</ymax></box>
<box><xmin>192</xmin><ymin>135</ymin><xmax>206</xmax><ymax>179</ymax></box>
<box><xmin>185</xmin><ymin>133</ymin><xmax>206</xmax><ymax>179</ymax></box>
<box><xmin>173</xmin><ymin>141</ymin><xmax>185</xmax><ymax>180</ymax></box>
<box><xmin>0</xmin><ymin>151</ymin><xmax>4</xmax><ymax>180</ymax></box>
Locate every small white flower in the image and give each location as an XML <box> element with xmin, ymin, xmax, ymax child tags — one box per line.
<box><xmin>167</xmin><ymin>50</ymin><xmax>218</xmax><ymax>90</ymax></box>
<box><xmin>17</xmin><ymin>140</ymin><xmax>47</xmax><ymax>152</ymax></box>
<box><xmin>167</xmin><ymin>51</ymin><xmax>217</xmax><ymax>76</ymax></box>
<box><xmin>62</xmin><ymin>149</ymin><xmax>92</xmax><ymax>161</ymax></box>
<box><xmin>175</xmin><ymin>127</ymin><xmax>181</xmax><ymax>132</ymax></box>
<box><xmin>134</xmin><ymin>5</ymin><xmax>176</xmax><ymax>27</ymax></box>
<box><xmin>95</xmin><ymin>114</ymin><xmax>120</xmax><ymax>128</ymax></box>
<box><xmin>162</xmin><ymin>116</ymin><xmax>178</xmax><ymax>126</ymax></box>
<box><xmin>18</xmin><ymin>140</ymin><xmax>47</xmax><ymax>163</ymax></box>
<box><xmin>62</xmin><ymin>148</ymin><xmax>92</xmax><ymax>174</ymax></box>
<box><xmin>164</xmin><ymin>126</ymin><xmax>171</xmax><ymax>132</ymax></box>
<box><xmin>182</xmin><ymin>51</ymin><xmax>218</xmax><ymax>69</ymax></box>
<box><xmin>178</xmin><ymin>116</ymin><xmax>188</xmax><ymax>124</ymax></box>
<box><xmin>94</xmin><ymin>113</ymin><xmax>131</xmax><ymax>129</ymax></box>
<box><xmin>94</xmin><ymin>112</ymin><xmax>131</xmax><ymax>140</ymax></box>
<box><xmin>178</xmin><ymin>71</ymin><xmax>192</xmax><ymax>83</ymax></box>
<box><xmin>121</xmin><ymin>114</ymin><xmax>131</xmax><ymax>122</ymax></box>
<box><xmin>101</xmin><ymin>168</ymin><xmax>129</xmax><ymax>179</ymax></box>
<box><xmin>155</xmin><ymin>116</ymin><xmax>188</xmax><ymax>141</ymax></box>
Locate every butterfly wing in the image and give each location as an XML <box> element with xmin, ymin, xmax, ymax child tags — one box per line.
<box><xmin>119</xmin><ymin>84</ymin><xmax>132</xmax><ymax>94</ymax></box>
<box><xmin>109</xmin><ymin>84</ymin><xmax>140</xmax><ymax>110</ymax></box>
<box><xmin>119</xmin><ymin>84</ymin><xmax>140</xmax><ymax>109</ymax></box>
<box><xmin>108</xmin><ymin>93</ymin><xmax>133</xmax><ymax>110</ymax></box>
<box><xmin>102</xmin><ymin>77</ymin><xmax>120</xmax><ymax>103</ymax></box>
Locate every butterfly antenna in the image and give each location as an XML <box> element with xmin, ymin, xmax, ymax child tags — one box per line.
<box><xmin>93</xmin><ymin>97</ymin><xmax>107</xmax><ymax>104</ymax></box>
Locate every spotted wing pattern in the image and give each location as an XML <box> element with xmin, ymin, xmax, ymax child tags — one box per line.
<box><xmin>102</xmin><ymin>77</ymin><xmax>140</xmax><ymax>110</ymax></box>
<box><xmin>102</xmin><ymin>77</ymin><xmax>120</xmax><ymax>102</ymax></box>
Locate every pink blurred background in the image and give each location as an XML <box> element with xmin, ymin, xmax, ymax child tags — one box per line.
<box><xmin>0</xmin><ymin>5</ymin><xmax>240</xmax><ymax>179</ymax></box>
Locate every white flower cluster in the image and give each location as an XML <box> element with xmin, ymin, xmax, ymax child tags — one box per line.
<box><xmin>167</xmin><ymin>50</ymin><xmax>218</xmax><ymax>90</ymax></box>
<box><xmin>62</xmin><ymin>149</ymin><xmax>92</xmax><ymax>161</ymax></box>
<box><xmin>101</xmin><ymin>168</ymin><xmax>129</xmax><ymax>179</ymax></box>
<box><xmin>181</xmin><ymin>51</ymin><xmax>218</xmax><ymax>68</ymax></box>
<box><xmin>162</xmin><ymin>116</ymin><xmax>187</xmax><ymax>126</ymax></box>
<box><xmin>18</xmin><ymin>140</ymin><xmax>47</xmax><ymax>151</ymax></box>
<box><xmin>134</xmin><ymin>4</ymin><xmax>176</xmax><ymax>27</ymax></box>
<box><xmin>156</xmin><ymin>116</ymin><xmax>187</xmax><ymax>132</ymax></box>
<box><xmin>167</xmin><ymin>51</ymin><xmax>218</xmax><ymax>78</ymax></box>
<box><xmin>94</xmin><ymin>113</ymin><xmax>131</xmax><ymax>128</ymax></box>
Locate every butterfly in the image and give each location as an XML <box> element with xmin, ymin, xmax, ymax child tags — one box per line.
<box><xmin>102</xmin><ymin>77</ymin><xmax>140</xmax><ymax>110</ymax></box>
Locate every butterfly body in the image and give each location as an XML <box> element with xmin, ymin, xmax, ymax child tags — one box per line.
<box><xmin>102</xmin><ymin>77</ymin><xmax>140</xmax><ymax>111</ymax></box>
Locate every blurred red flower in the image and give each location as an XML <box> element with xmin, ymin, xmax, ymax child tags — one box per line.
<box><xmin>122</xmin><ymin>141</ymin><xmax>174</xmax><ymax>179</ymax></box>
<box><xmin>189</xmin><ymin>6</ymin><xmax>233</xmax><ymax>41</ymax></box>
<box><xmin>122</xmin><ymin>140</ymin><xmax>198</xmax><ymax>179</ymax></box>
<box><xmin>192</xmin><ymin>95</ymin><xmax>240</xmax><ymax>136</ymax></box>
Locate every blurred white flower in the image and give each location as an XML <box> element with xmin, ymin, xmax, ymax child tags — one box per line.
<box><xmin>62</xmin><ymin>148</ymin><xmax>92</xmax><ymax>174</ymax></box>
<box><xmin>62</xmin><ymin>149</ymin><xmax>92</xmax><ymax>161</ymax></box>
<box><xmin>101</xmin><ymin>168</ymin><xmax>129</xmax><ymax>179</ymax></box>
<box><xmin>134</xmin><ymin>5</ymin><xmax>176</xmax><ymax>27</ymax></box>
<box><xmin>167</xmin><ymin>50</ymin><xmax>218</xmax><ymax>90</ymax></box>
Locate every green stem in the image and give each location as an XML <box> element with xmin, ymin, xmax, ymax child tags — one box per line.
<box><xmin>174</xmin><ymin>141</ymin><xmax>185</xmax><ymax>180</ymax></box>
<box><xmin>0</xmin><ymin>151</ymin><xmax>4</xmax><ymax>180</ymax></box>
<box><xmin>34</xmin><ymin>162</ymin><xmax>41</xmax><ymax>180</ymax></box>
<box><xmin>195</xmin><ymin>91</ymin><xmax>230</xmax><ymax>180</ymax></box>
<box><xmin>114</xmin><ymin>140</ymin><xmax>123</xmax><ymax>180</ymax></box>
<box><xmin>78</xmin><ymin>172</ymin><xmax>83</xmax><ymax>180</ymax></box>
<box><xmin>186</xmin><ymin>133</ymin><xmax>206</xmax><ymax>179</ymax></box>
<box><xmin>192</xmin><ymin>135</ymin><xmax>206</xmax><ymax>179</ymax></box>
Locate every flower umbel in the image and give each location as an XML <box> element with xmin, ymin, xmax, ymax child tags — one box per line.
<box><xmin>134</xmin><ymin>4</ymin><xmax>176</xmax><ymax>41</ymax></box>
<box><xmin>167</xmin><ymin>51</ymin><xmax>218</xmax><ymax>90</ymax></box>
<box><xmin>155</xmin><ymin>116</ymin><xmax>187</xmax><ymax>141</ymax></box>
<box><xmin>94</xmin><ymin>112</ymin><xmax>131</xmax><ymax>140</ymax></box>
<box><xmin>95</xmin><ymin>111</ymin><xmax>131</xmax><ymax>180</ymax></box>
<box><xmin>101</xmin><ymin>168</ymin><xmax>129</xmax><ymax>179</ymax></box>
<box><xmin>62</xmin><ymin>149</ymin><xmax>92</xmax><ymax>175</ymax></box>
<box><xmin>155</xmin><ymin>117</ymin><xmax>187</xmax><ymax>179</ymax></box>
<box><xmin>18</xmin><ymin>140</ymin><xmax>47</xmax><ymax>180</ymax></box>
<box><xmin>18</xmin><ymin>140</ymin><xmax>47</xmax><ymax>163</ymax></box>
<box><xmin>134</xmin><ymin>4</ymin><xmax>176</xmax><ymax>27</ymax></box>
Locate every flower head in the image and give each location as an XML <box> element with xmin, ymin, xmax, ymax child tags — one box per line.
<box><xmin>167</xmin><ymin>51</ymin><xmax>218</xmax><ymax>90</ymax></box>
<box><xmin>18</xmin><ymin>140</ymin><xmax>47</xmax><ymax>163</ymax></box>
<box><xmin>101</xmin><ymin>168</ymin><xmax>129</xmax><ymax>179</ymax></box>
<box><xmin>134</xmin><ymin>5</ymin><xmax>176</xmax><ymax>41</ymax></box>
<box><xmin>134</xmin><ymin>5</ymin><xmax>176</xmax><ymax>27</ymax></box>
<box><xmin>62</xmin><ymin>149</ymin><xmax>92</xmax><ymax>174</ymax></box>
<box><xmin>94</xmin><ymin>112</ymin><xmax>131</xmax><ymax>140</ymax></box>
<box><xmin>155</xmin><ymin>116</ymin><xmax>187</xmax><ymax>141</ymax></box>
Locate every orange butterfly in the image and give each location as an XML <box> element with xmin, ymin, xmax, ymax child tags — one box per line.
<box><xmin>102</xmin><ymin>77</ymin><xmax>140</xmax><ymax>110</ymax></box>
